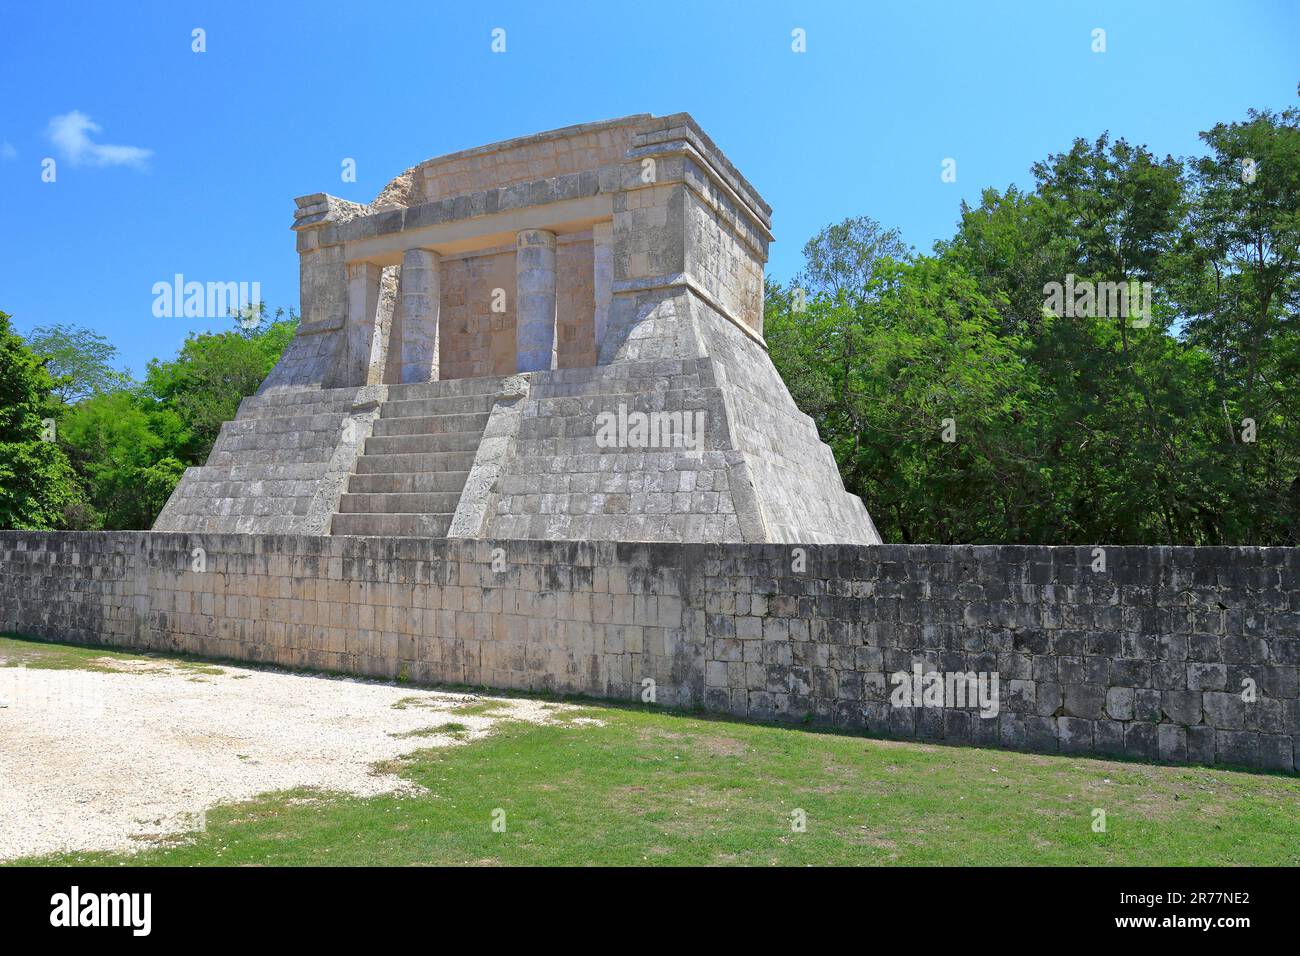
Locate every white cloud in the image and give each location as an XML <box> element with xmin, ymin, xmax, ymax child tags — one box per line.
<box><xmin>46</xmin><ymin>110</ymin><xmax>152</xmax><ymax>168</ymax></box>
<box><xmin>0</xmin><ymin>142</ymin><xmax>15</xmax><ymax>160</ymax></box>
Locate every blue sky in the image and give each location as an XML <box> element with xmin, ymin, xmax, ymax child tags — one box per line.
<box><xmin>1</xmin><ymin>0</ymin><xmax>1295</xmax><ymax>377</ymax></box>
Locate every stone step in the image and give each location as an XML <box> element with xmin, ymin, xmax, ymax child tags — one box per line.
<box><xmin>212</xmin><ymin>432</ymin><xmax>340</xmax><ymax>454</ymax></box>
<box><xmin>363</xmin><ymin>431</ymin><xmax>484</xmax><ymax>456</ymax></box>
<box><xmin>206</xmin><ymin>447</ymin><xmax>334</xmax><ymax>466</ymax></box>
<box><xmin>379</xmin><ymin>393</ymin><xmax>497</xmax><ymax>418</ymax></box>
<box><xmin>327</xmin><ymin>380</ymin><xmax>497</xmax><ymax>538</ymax></box>
<box><xmin>337</xmin><ymin>491</ymin><xmax>462</xmax><ymax>514</ymax></box>
<box><xmin>345</xmin><ymin>471</ymin><xmax>471</xmax><ymax>494</ymax></box>
<box><xmin>386</xmin><ymin>376</ymin><xmax>507</xmax><ymax>401</ymax></box>
<box><xmin>221</xmin><ymin>412</ymin><xmax>350</xmax><ymax>436</ymax></box>
<box><xmin>371</xmin><ymin>412</ymin><xmax>491</xmax><ymax>437</ymax></box>
<box><xmin>238</xmin><ymin>393</ymin><xmax>359</xmax><ymax>418</ymax></box>
<box><xmin>170</xmin><ymin>494</ymin><xmax>310</xmax><ymax>518</ymax></box>
<box><xmin>187</xmin><ymin>462</ymin><xmax>329</xmax><ymax>482</ymax></box>
<box><xmin>177</xmin><ymin>478</ymin><xmax>315</xmax><ymax>498</ymax></box>
<box><xmin>353</xmin><ymin>450</ymin><xmax>479</xmax><ymax>474</ymax></box>
<box><xmin>330</xmin><ymin>511</ymin><xmax>454</xmax><ymax>537</ymax></box>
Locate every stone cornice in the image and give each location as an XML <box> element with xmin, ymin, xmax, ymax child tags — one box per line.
<box><xmin>292</xmin><ymin>193</ymin><xmax>368</xmax><ymax>231</ymax></box>
<box><xmin>620</xmin><ymin>144</ymin><xmax>773</xmax><ymax>257</ymax></box>
<box><xmin>630</xmin><ymin>113</ymin><xmax>772</xmax><ymax>226</ymax></box>
<box><xmin>324</xmin><ymin>146</ymin><xmax>771</xmax><ymax>263</ymax></box>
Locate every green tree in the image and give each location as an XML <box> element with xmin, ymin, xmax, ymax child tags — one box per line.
<box><xmin>795</xmin><ymin>215</ymin><xmax>911</xmax><ymax>302</ymax></box>
<box><xmin>942</xmin><ymin>134</ymin><xmax>1243</xmax><ymax>544</ymax></box>
<box><xmin>772</xmin><ymin>108</ymin><xmax>1297</xmax><ymax>546</ymax></box>
<box><xmin>52</xmin><ymin>306</ymin><xmax>298</xmax><ymax>529</ymax></box>
<box><xmin>57</xmin><ymin>391</ymin><xmax>187</xmax><ymax>530</ymax></box>
<box><xmin>24</xmin><ymin>323</ymin><xmax>132</xmax><ymax>403</ymax></box>
<box><xmin>1177</xmin><ymin>107</ymin><xmax>1300</xmax><ymax>543</ymax></box>
<box><xmin>769</xmin><ymin>254</ymin><xmax>1035</xmax><ymax>543</ymax></box>
<box><xmin>0</xmin><ymin>311</ymin><xmax>82</xmax><ymax>529</ymax></box>
<box><xmin>144</xmin><ymin>306</ymin><xmax>297</xmax><ymax>462</ymax></box>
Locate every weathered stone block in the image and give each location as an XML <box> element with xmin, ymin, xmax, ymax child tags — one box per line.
<box><xmin>1124</xmin><ymin>722</ymin><xmax>1159</xmax><ymax>760</ymax></box>
<box><xmin>1203</xmin><ymin>691</ymin><xmax>1248</xmax><ymax>730</ymax></box>
<box><xmin>1058</xmin><ymin>716</ymin><xmax>1094</xmax><ymax>753</ymax></box>
<box><xmin>1023</xmin><ymin>715</ymin><xmax>1058</xmax><ymax>752</ymax></box>
<box><xmin>1257</xmin><ymin>735</ymin><xmax>1294</xmax><ymax>772</ymax></box>
<box><xmin>1063</xmin><ymin>683</ymin><xmax>1106</xmax><ymax>720</ymax></box>
<box><xmin>1134</xmin><ymin>688</ymin><xmax>1163</xmax><ymax>722</ymax></box>
<box><xmin>1035</xmin><ymin>681</ymin><xmax>1063</xmax><ymax>717</ymax></box>
<box><xmin>1159</xmin><ymin>690</ymin><xmax>1203</xmax><ymax>726</ymax></box>
<box><xmin>1157</xmin><ymin>724</ymin><xmax>1187</xmax><ymax>763</ymax></box>
<box><xmin>1094</xmin><ymin>720</ymin><xmax>1126</xmax><ymax>756</ymax></box>
<box><xmin>1104</xmin><ymin>686</ymin><xmax>1134</xmax><ymax>721</ymax></box>
<box><xmin>1187</xmin><ymin>662</ymin><xmax>1227</xmax><ymax>691</ymax></box>
<box><xmin>996</xmin><ymin>713</ymin><xmax>1026</xmax><ymax>749</ymax></box>
<box><xmin>1216</xmin><ymin>730</ymin><xmax>1259</xmax><ymax>767</ymax></box>
<box><xmin>1187</xmin><ymin>725</ymin><xmax>1216</xmax><ymax>765</ymax></box>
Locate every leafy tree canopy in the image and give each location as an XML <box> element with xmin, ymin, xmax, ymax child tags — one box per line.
<box><xmin>0</xmin><ymin>311</ymin><xmax>82</xmax><ymax>529</ymax></box>
<box><xmin>24</xmin><ymin>323</ymin><xmax>133</xmax><ymax>404</ymax></box>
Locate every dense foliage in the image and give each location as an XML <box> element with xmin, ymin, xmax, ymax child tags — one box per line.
<box><xmin>0</xmin><ymin>312</ymin><xmax>83</xmax><ymax>529</ymax></box>
<box><xmin>767</xmin><ymin>106</ymin><xmax>1298</xmax><ymax>544</ymax></box>
<box><xmin>4</xmin><ymin>307</ymin><xmax>297</xmax><ymax>530</ymax></box>
<box><xmin>23</xmin><ymin>323</ymin><xmax>133</xmax><ymax>404</ymax></box>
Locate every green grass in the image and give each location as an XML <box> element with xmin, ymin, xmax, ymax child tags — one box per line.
<box><xmin>0</xmin><ymin>633</ymin><xmax>224</xmax><ymax>676</ymax></box>
<box><xmin>5</xmin><ymin>635</ymin><xmax>1299</xmax><ymax>866</ymax></box>
<box><xmin>391</xmin><ymin>722</ymin><xmax>470</xmax><ymax>739</ymax></box>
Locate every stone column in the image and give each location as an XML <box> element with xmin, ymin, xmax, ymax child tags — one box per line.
<box><xmin>515</xmin><ymin>228</ymin><xmax>557</xmax><ymax>373</ymax></box>
<box><xmin>592</xmin><ymin>221</ymin><xmax>613</xmax><ymax>361</ymax></box>
<box><xmin>365</xmin><ymin>266</ymin><xmax>398</xmax><ymax>385</ymax></box>
<box><xmin>343</xmin><ymin>261</ymin><xmax>382</xmax><ymax>387</ymax></box>
<box><xmin>292</xmin><ymin>194</ymin><xmax>348</xmax><ymax>332</ymax></box>
<box><xmin>397</xmin><ymin>248</ymin><xmax>441</xmax><ymax>383</ymax></box>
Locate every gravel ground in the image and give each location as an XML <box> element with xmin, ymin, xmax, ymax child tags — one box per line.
<box><xmin>0</xmin><ymin>655</ymin><xmax>575</xmax><ymax>861</ymax></box>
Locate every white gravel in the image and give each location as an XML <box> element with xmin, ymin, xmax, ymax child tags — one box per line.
<box><xmin>0</xmin><ymin>654</ymin><xmax>577</xmax><ymax>861</ymax></box>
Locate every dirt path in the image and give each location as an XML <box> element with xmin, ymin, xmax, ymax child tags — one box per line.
<box><xmin>0</xmin><ymin>655</ymin><xmax>568</xmax><ymax>861</ymax></box>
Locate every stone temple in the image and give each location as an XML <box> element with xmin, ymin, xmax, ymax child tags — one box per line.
<box><xmin>154</xmin><ymin>114</ymin><xmax>880</xmax><ymax>544</ymax></box>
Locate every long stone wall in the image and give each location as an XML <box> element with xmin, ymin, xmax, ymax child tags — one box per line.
<box><xmin>1</xmin><ymin>532</ymin><xmax>1296</xmax><ymax>772</ymax></box>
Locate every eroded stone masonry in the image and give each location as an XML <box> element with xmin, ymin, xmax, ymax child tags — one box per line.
<box><xmin>1</xmin><ymin>534</ymin><xmax>1297</xmax><ymax>772</ymax></box>
<box><xmin>7</xmin><ymin>115</ymin><xmax>1296</xmax><ymax>772</ymax></box>
<box><xmin>152</xmin><ymin>114</ymin><xmax>879</xmax><ymax>545</ymax></box>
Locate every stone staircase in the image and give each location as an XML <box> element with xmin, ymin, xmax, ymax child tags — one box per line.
<box><xmin>155</xmin><ymin>386</ymin><xmax>365</xmax><ymax>534</ymax></box>
<box><xmin>328</xmin><ymin>377</ymin><xmax>503</xmax><ymax>537</ymax></box>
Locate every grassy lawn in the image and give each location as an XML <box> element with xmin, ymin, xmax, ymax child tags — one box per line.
<box><xmin>4</xmin><ymin>634</ymin><xmax>1299</xmax><ymax>866</ymax></box>
<box><xmin>0</xmin><ymin>633</ymin><xmax>224</xmax><ymax>676</ymax></box>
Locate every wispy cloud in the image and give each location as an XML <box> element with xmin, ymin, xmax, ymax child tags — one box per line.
<box><xmin>46</xmin><ymin>111</ymin><xmax>152</xmax><ymax>169</ymax></box>
<box><xmin>0</xmin><ymin>142</ymin><xmax>15</xmax><ymax>160</ymax></box>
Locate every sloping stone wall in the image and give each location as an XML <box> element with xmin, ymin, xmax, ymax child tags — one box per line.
<box><xmin>152</xmin><ymin>386</ymin><xmax>383</xmax><ymax>534</ymax></box>
<box><xmin>2</xmin><ymin>532</ymin><xmax>1295</xmax><ymax>772</ymax></box>
<box><xmin>692</xmin><ymin>295</ymin><xmax>878</xmax><ymax>544</ymax></box>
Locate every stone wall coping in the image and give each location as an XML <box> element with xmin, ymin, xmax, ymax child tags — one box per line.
<box><xmin>631</xmin><ymin>113</ymin><xmax>773</xmax><ymax>226</ymax></box>
<box><xmin>295</xmin><ymin>115</ymin><xmax>773</xmax><ymax>256</ymax></box>
<box><xmin>3</xmin><ymin>530</ymin><xmax>1296</xmax><ymax>569</ymax></box>
<box><xmin>409</xmin><ymin>113</ymin><xmax>651</xmax><ymax>174</ymax></box>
